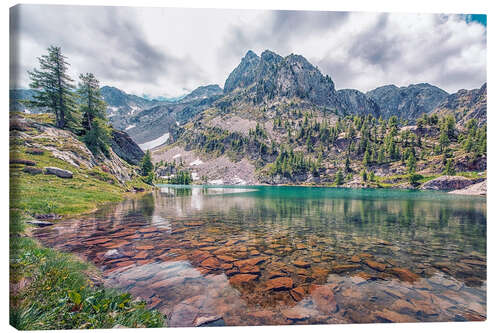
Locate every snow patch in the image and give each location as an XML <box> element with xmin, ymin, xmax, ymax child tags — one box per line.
<box><xmin>209</xmin><ymin>179</ymin><xmax>224</xmax><ymax>185</ymax></box>
<box><xmin>138</xmin><ymin>132</ymin><xmax>170</xmax><ymax>151</ymax></box>
<box><xmin>189</xmin><ymin>159</ymin><xmax>204</xmax><ymax>166</ymax></box>
<box><xmin>125</xmin><ymin>124</ymin><xmax>136</xmax><ymax>130</ymax></box>
<box><xmin>172</xmin><ymin>153</ymin><xmax>182</xmax><ymax>159</ymax></box>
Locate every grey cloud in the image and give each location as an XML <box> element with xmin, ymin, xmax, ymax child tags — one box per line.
<box><xmin>347</xmin><ymin>14</ymin><xmax>402</xmax><ymax>70</ymax></box>
<box><xmin>10</xmin><ymin>4</ymin><xmax>207</xmax><ymax>89</ymax></box>
<box><xmin>217</xmin><ymin>10</ymin><xmax>350</xmax><ymax>78</ymax></box>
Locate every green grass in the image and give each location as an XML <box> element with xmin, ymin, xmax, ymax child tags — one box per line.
<box><xmin>10</xmin><ymin>114</ymin><xmax>163</xmax><ymax>329</ymax></box>
<box><xmin>10</xmin><ymin>211</ymin><xmax>165</xmax><ymax>330</ymax></box>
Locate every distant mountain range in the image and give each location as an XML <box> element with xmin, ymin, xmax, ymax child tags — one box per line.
<box><xmin>10</xmin><ymin>49</ymin><xmax>486</xmax><ymax>150</ymax></box>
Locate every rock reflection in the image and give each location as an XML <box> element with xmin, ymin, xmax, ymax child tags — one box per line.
<box><xmin>32</xmin><ymin>186</ymin><xmax>486</xmax><ymax>326</ymax></box>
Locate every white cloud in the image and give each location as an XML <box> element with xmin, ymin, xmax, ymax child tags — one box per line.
<box><xmin>10</xmin><ymin>5</ymin><xmax>486</xmax><ymax>96</ymax></box>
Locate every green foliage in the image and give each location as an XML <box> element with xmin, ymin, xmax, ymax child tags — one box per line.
<box><xmin>167</xmin><ymin>171</ymin><xmax>192</xmax><ymax>185</ymax></box>
<box><xmin>10</xmin><ymin>213</ymin><xmax>164</xmax><ymax>330</ymax></box>
<box><xmin>83</xmin><ymin>119</ymin><xmax>112</xmax><ymax>156</ymax></box>
<box><xmin>140</xmin><ymin>150</ymin><xmax>154</xmax><ymax>176</ymax></box>
<box><xmin>360</xmin><ymin>169</ymin><xmax>367</xmax><ymax>182</ymax></box>
<box><xmin>78</xmin><ymin>73</ymin><xmax>107</xmax><ymax>132</ymax></box>
<box><xmin>27</xmin><ymin>46</ymin><xmax>78</xmax><ymax>130</ymax></box>
<box><xmin>408</xmin><ymin>173</ymin><xmax>423</xmax><ymax>186</ymax></box>
<box><xmin>269</xmin><ymin>149</ymin><xmax>318</xmax><ymax>178</ymax></box>
<box><xmin>443</xmin><ymin>158</ymin><xmax>456</xmax><ymax>176</ymax></box>
<box><xmin>406</xmin><ymin>149</ymin><xmax>416</xmax><ymax>174</ymax></box>
<box><xmin>335</xmin><ymin>170</ymin><xmax>344</xmax><ymax>185</ymax></box>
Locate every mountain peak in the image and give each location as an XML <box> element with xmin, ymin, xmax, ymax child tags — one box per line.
<box><xmin>244</xmin><ymin>50</ymin><xmax>258</xmax><ymax>60</ymax></box>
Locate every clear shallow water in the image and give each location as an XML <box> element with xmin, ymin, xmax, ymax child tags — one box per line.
<box><xmin>33</xmin><ymin>185</ymin><xmax>486</xmax><ymax>326</ymax></box>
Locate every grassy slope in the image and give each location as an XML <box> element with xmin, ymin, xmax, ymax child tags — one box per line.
<box><xmin>10</xmin><ymin>114</ymin><xmax>163</xmax><ymax>329</ymax></box>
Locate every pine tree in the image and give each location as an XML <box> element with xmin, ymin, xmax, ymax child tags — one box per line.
<box><xmin>27</xmin><ymin>46</ymin><xmax>78</xmax><ymax>129</ymax></box>
<box><xmin>83</xmin><ymin>118</ymin><xmax>112</xmax><ymax>156</ymax></box>
<box><xmin>443</xmin><ymin>158</ymin><xmax>456</xmax><ymax>176</ymax></box>
<box><xmin>335</xmin><ymin>170</ymin><xmax>344</xmax><ymax>185</ymax></box>
<box><xmin>141</xmin><ymin>150</ymin><xmax>154</xmax><ymax>176</ymax></box>
<box><xmin>78</xmin><ymin>73</ymin><xmax>107</xmax><ymax>132</ymax></box>
<box><xmin>407</xmin><ymin>150</ymin><xmax>416</xmax><ymax>174</ymax></box>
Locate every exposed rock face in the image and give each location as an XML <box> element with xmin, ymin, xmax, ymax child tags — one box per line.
<box><xmin>449</xmin><ymin>180</ymin><xmax>487</xmax><ymax>196</ymax></box>
<box><xmin>224</xmin><ymin>50</ymin><xmax>261</xmax><ymax>93</ymax></box>
<box><xmin>111</xmin><ymin>130</ymin><xmax>144</xmax><ymax>165</ymax></box>
<box><xmin>45</xmin><ymin>167</ymin><xmax>73</xmax><ymax>178</ymax></box>
<box><xmin>366</xmin><ymin>83</ymin><xmax>448</xmax><ymax>122</ymax></box>
<box><xmin>420</xmin><ymin>176</ymin><xmax>482</xmax><ymax>191</ymax></box>
<box><xmin>181</xmin><ymin>84</ymin><xmax>222</xmax><ymax>102</ymax></box>
<box><xmin>431</xmin><ymin>83</ymin><xmax>487</xmax><ymax>127</ymax></box>
<box><xmin>224</xmin><ymin>50</ymin><xmax>338</xmax><ymax>108</ymax></box>
<box><xmin>12</xmin><ymin>115</ymin><xmax>133</xmax><ymax>184</ymax></box>
<box><xmin>336</xmin><ymin>89</ymin><xmax>380</xmax><ymax>117</ymax></box>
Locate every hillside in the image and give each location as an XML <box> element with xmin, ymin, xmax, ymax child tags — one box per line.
<box><xmin>431</xmin><ymin>83</ymin><xmax>487</xmax><ymax>127</ymax></box>
<box><xmin>10</xmin><ymin>113</ymin><xmax>149</xmax><ymax>216</ymax></box>
<box><xmin>10</xmin><ymin>49</ymin><xmax>487</xmax><ymax>189</ymax></box>
<box><xmin>149</xmin><ymin>51</ymin><xmax>486</xmax><ymax>188</ymax></box>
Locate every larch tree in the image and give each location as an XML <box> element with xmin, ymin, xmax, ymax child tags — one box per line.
<box><xmin>78</xmin><ymin>73</ymin><xmax>111</xmax><ymax>155</ymax></box>
<box><xmin>77</xmin><ymin>73</ymin><xmax>107</xmax><ymax>132</ymax></box>
<box><xmin>27</xmin><ymin>46</ymin><xmax>78</xmax><ymax>129</ymax></box>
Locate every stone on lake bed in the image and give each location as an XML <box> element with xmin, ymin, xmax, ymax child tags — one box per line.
<box><xmin>311</xmin><ymin>285</ymin><xmax>338</xmax><ymax>313</ymax></box>
<box><xmin>293</xmin><ymin>260</ymin><xmax>310</xmax><ymax>268</ymax></box>
<box><xmin>169</xmin><ymin>303</ymin><xmax>199</xmax><ymax>327</ymax></box>
<box><xmin>266</xmin><ymin>277</ymin><xmax>294</xmax><ymax>291</ymax></box>
<box><xmin>389</xmin><ymin>268</ymin><xmax>420</xmax><ymax>283</ymax></box>
<box><xmin>351</xmin><ymin>255</ymin><xmax>361</xmax><ymax>263</ymax></box>
<box><xmin>229</xmin><ymin>274</ymin><xmax>258</xmax><ymax>285</ymax></box>
<box><xmin>374</xmin><ymin>309</ymin><xmax>416</xmax><ymax>323</ymax></box>
<box><xmin>201</xmin><ymin>257</ymin><xmax>220</xmax><ymax>269</ymax></box>
<box><xmin>281</xmin><ymin>307</ymin><xmax>314</xmax><ymax>320</ymax></box>
<box><xmin>269</xmin><ymin>270</ymin><xmax>288</xmax><ymax>278</ymax></box>
<box><xmin>234</xmin><ymin>257</ymin><xmax>267</xmax><ymax>268</ymax></box>
<box><xmin>365</xmin><ymin>260</ymin><xmax>386</xmax><ymax>271</ymax></box>
<box><xmin>290</xmin><ymin>286</ymin><xmax>306</xmax><ymax>301</ymax></box>
<box><xmin>331</xmin><ymin>264</ymin><xmax>360</xmax><ymax>273</ymax></box>
<box><xmin>239</xmin><ymin>265</ymin><xmax>260</xmax><ymax>274</ymax></box>
<box><xmin>194</xmin><ymin>315</ymin><xmax>223</xmax><ymax>327</ymax></box>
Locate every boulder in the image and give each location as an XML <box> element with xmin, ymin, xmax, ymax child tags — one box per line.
<box><xmin>420</xmin><ymin>176</ymin><xmax>482</xmax><ymax>191</ymax></box>
<box><xmin>22</xmin><ymin>166</ymin><xmax>43</xmax><ymax>175</ymax></box>
<box><xmin>45</xmin><ymin>167</ymin><xmax>73</xmax><ymax>178</ymax></box>
<box><xmin>449</xmin><ymin>180</ymin><xmax>487</xmax><ymax>196</ymax></box>
<box><xmin>111</xmin><ymin>129</ymin><xmax>144</xmax><ymax>165</ymax></box>
<box><xmin>10</xmin><ymin>159</ymin><xmax>36</xmax><ymax>166</ymax></box>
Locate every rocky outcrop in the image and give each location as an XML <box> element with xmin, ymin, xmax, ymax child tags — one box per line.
<box><xmin>420</xmin><ymin>176</ymin><xmax>483</xmax><ymax>191</ymax></box>
<box><xmin>224</xmin><ymin>50</ymin><xmax>338</xmax><ymax>109</ymax></box>
<box><xmin>449</xmin><ymin>180</ymin><xmax>486</xmax><ymax>196</ymax></box>
<box><xmin>12</xmin><ymin>115</ymin><xmax>134</xmax><ymax>184</ymax></box>
<box><xmin>45</xmin><ymin>167</ymin><xmax>73</xmax><ymax>178</ymax></box>
<box><xmin>180</xmin><ymin>84</ymin><xmax>222</xmax><ymax>102</ymax></box>
<box><xmin>111</xmin><ymin>130</ymin><xmax>144</xmax><ymax>165</ymax></box>
<box><xmin>431</xmin><ymin>83</ymin><xmax>486</xmax><ymax>127</ymax></box>
<box><xmin>224</xmin><ymin>50</ymin><xmax>261</xmax><ymax>93</ymax></box>
<box><xmin>336</xmin><ymin>89</ymin><xmax>380</xmax><ymax>117</ymax></box>
<box><xmin>366</xmin><ymin>83</ymin><xmax>448</xmax><ymax>122</ymax></box>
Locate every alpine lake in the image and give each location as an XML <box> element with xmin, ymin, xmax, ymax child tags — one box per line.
<box><xmin>33</xmin><ymin>185</ymin><xmax>486</xmax><ymax>326</ymax></box>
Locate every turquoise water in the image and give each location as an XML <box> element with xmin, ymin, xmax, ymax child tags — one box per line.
<box><xmin>33</xmin><ymin>186</ymin><xmax>486</xmax><ymax>326</ymax></box>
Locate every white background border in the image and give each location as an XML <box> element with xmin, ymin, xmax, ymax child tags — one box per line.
<box><xmin>2</xmin><ymin>0</ymin><xmax>497</xmax><ymax>332</ymax></box>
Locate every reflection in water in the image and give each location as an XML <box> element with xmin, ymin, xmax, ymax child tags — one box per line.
<box><xmin>33</xmin><ymin>186</ymin><xmax>486</xmax><ymax>326</ymax></box>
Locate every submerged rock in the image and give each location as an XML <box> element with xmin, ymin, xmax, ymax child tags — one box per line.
<box><xmin>229</xmin><ymin>274</ymin><xmax>258</xmax><ymax>285</ymax></box>
<box><xmin>266</xmin><ymin>277</ymin><xmax>293</xmax><ymax>291</ymax></box>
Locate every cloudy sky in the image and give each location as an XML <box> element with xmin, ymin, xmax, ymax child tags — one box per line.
<box><xmin>10</xmin><ymin>5</ymin><xmax>486</xmax><ymax>97</ymax></box>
